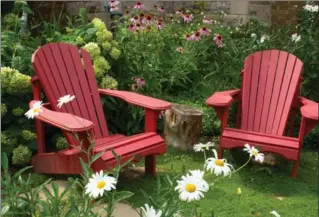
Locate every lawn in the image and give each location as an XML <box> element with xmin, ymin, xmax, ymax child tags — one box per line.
<box><xmin>117</xmin><ymin>146</ymin><xmax>319</xmax><ymax>217</ymax></box>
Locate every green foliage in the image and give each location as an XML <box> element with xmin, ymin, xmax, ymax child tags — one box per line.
<box><xmin>21</xmin><ymin>130</ymin><xmax>36</xmax><ymax>141</ymax></box>
<box><xmin>12</xmin><ymin>107</ymin><xmax>24</xmax><ymax>117</ymax></box>
<box><xmin>1</xmin><ymin>67</ymin><xmax>31</xmax><ymax>95</ymax></box>
<box><xmin>12</xmin><ymin>145</ymin><xmax>32</xmax><ymax>165</ymax></box>
<box><xmin>1</xmin><ymin>103</ymin><xmax>8</xmax><ymax>117</ymax></box>
<box><xmin>56</xmin><ymin>137</ymin><xmax>68</xmax><ymax>150</ymax></box>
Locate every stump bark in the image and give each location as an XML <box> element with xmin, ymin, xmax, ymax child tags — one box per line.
<box><xmin>164</xmin><ymin>104</ymin><xmax>203</xmax><ymax>151</ymax></box>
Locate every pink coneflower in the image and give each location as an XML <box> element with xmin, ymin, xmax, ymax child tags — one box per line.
<box><xmin>199</xmin><ymin>27</ymin><xmax>211</xmax><ymax>36</ymax></box>
<box><xmin>131</xmin><ymin>84</ymin><xmax>139</xmax><ymax>91</ymax></box>
<box><xmin>203</xmin><ymin>17</ymin><xmax>213</xmax><ymax>24</ymax></box>
<box><xmin>176</xmin><ymin>47</ymin><xmax>184</xmax><ymax>53</ymax></box>
<box><xmin>109</xmin><ymin>0</ymin><xmax>119</xmax><ymax>7</ymax></box>
<box><xmin>124</xmin><ymin>10</ymin><xmax>130</xmax><ymax>16</ymax></box>
<box><xmin>128</xmin><ymin>24</ymin><xmax>135</xmax><ymax>32</ymax></box>
<box><xmin>135</xmin><ymin>23</ymin><xmax>143</xmax><ymax>30</ymax></box>
<box><xmin>158</xmin><ymin>6</ymin><xmax>165</xmax><ymax>13</ymax></box>
<box><xmin>136</xmin><ymin>78</ymin><xmax>145</xmax><ymax>86</ymax></box>
<box><xmin>139</xmin><ymin>13</ymin><xmax>145</xmax><ymax>19</ymax></box>
<box><xmin>176</xmin><ymin>8</ymin><xmax>183</xmax><ymax>16</ymax></box>
<box><xmin>191</xmin><ymin>31</ymin><xmax>201</xmax><ymax>41</ymax></box>
<box><xmin>213</xmin><ymin>34</ymin><xmax>223</xmax><ymax>48</ymax></box>
<box><xmin>185</xmin><ymin>34</ymin><xmax>192</xmax><ymax>41</ymax></box>
<box><xmin>157</xmin><ymin>21</ymin><xmax>163</xmax><ymax>30</ymax></box>
<box><xmin>153</xmin><ymin>5</ymin><xmax>157</xmax><ymax>8</ymax></box>
<box><xmin>134</xmin><ymin>1</ymin><xmax>144</xmax><ymax>10</ymax></box>
<box><xmin>130</xmin><ymin>16</ymin><xmax>140</xmax><ymax>24</ymax></box>
<box><xmin>183</xmin><ymin>13</ymin><xmax>193</xmax><ymax>23</ymax></box>
<box><xmin>110</xmin><ymin>6</ymin><xmax>119</xmax><ymax>12</ymax></box>
<box><xmin>143</xmin><ymin>15</ymin><xmax>153</xmax><ymax>25</ymax></box>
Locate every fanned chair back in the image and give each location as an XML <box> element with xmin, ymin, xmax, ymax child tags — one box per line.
<box><xmin>32</xmin><ymin>43</ymin><xmax>109</xmax><ymax>142</ymax></box>
<box><xmin>241</xmin><ymin>50</ymin><xmax>303</xmax><ymax>136</ymax></box>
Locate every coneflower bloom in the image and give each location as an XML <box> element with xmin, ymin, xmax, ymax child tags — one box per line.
<box><xmin>130</xmin><ymin>16</ymin><xmax>140</xmax><ymax>24</ymax></box>
<box><xmin>128</xmin><ymin>23</ymin><xmax>135</xmax><ymax>32</ymax></box>
<box><xmin>134</xmin><ymin>1</ymin><xmax>144</xmax><ymax>10</ymax></box>
<box><xmin>213</xmin><ymin>34</ymin><xmax>223</xmax><ymax>48</ymax></box>
<box><xmin>202</xmin><ymin>17</ymin><xmax>212</xmax><ymax>24</ymax></box>
<box><xmin>199</xmin><ymin>27</ymin><xmax>211</xmax><ymax>36</ymax></box>
<box><xmin>110</xmin><ymin>6</ymin><xmax>119</xmax><ymax>12</ymax></box>
<box><xmin>139</xmin><ymin>13</ymin><xmax>145</xmax><ymax>19</ymax></box>
<box><xmin>135</xmin><ymin>23</ymin><xmax>143</xmax><ymax>30</ymax></box>
<box><xmin>176</xmin><ymin>9</ymin><xmax>183</xmax><ymax>16</ymax></box>
<box><xmin>153</xmin><ymin>5</ymin><xmax>157</xmax><ymax>9</ymax></box>
<box><xmin>143</xmin><ymin>15</ymin><xmax>153</xmax><ymax>25</ymax></box>
<box><xmin>109</xmin><ymin>0</ymin><xmax>119</xmax><ymax>7</ymax></box>
<box><xmin>176</xmin><ymin>47</ymin><xmax>184</xmax><ymax>53</ymax></box>
<box><xmin>157</xmin><ymin>21</ymin><xmax>163</xmax><ymax>30</ymax></box>
<box><xmin>158</xmin><ymin>6</ymin><xmax>165</xmax><ymax>13</ymax></box>
<box><xmin>185</xmin><ymin>34</ymin><xmax>192</xmax><ymax>41</ymax></box>
<box><xmin>191</xmin><ymin>31</ymin><xmax>201</xmax><ymax>41</ymax></box>
<box><xmin>183</xmin><ymin>13</ymin><xmax>193</xmax><ymax>23</ymax></box>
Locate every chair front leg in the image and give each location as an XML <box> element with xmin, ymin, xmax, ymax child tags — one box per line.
<box><xmin>144</xmin><ymin>109</ymin><xmax>160</xmax><ymax>177</ymax></box>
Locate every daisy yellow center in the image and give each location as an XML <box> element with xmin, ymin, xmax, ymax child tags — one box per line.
<box><xmin>96</xmin><ymin>180</ymin><xmax>106</xmax><ymax>189</ymax></box>
<box><xmin>185</xmin><ymin>183</ymin><xmax>196</xmax><ymax>193</ymax></box>
<box><xmin>252</xmin><ymin>149</ymin><xmax>258</xmax><ymax>156</ymax></box>
<box><xmin>33</xmin><ymin>108</ymin><xmax>40</xmax><ymax>113</ymax></box>
<box><xmin>215</xmin><ymin>159</ymin><xmax>224</xmax><ymax>167</ymax></box>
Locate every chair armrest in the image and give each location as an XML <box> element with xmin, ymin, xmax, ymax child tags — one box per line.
<box><xmin>205</xmin><ymin>89</ymin><xmax>241</xmax><ymax>107</ymax></box>
<box><xmin>299</xmin><ymin>97</ymin><xmax>318</xmax><ymax>120</ymax></box>
<box><xmin>98</xmin><ymin>89</ymin><xmax>171</xmax><ymax>111</ymax></box>
<box><xmin>29</xmin><ymin>100</ymin><xmax>94</xmax><ymax>132</ymax></box>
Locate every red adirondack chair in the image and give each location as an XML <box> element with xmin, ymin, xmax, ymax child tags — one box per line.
<box><xmin>28</xmin><ymin>42</ymin><xmax>171</xmax><ymax>175</ymax></box>
<box><xmin>206</xmin><ymin>50</ymin><xmax>318</xmax><ymax>177</ymax></box>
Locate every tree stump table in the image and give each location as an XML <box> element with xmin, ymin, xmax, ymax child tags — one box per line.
<box><xmin>164</xmin><ymin>104</ymin><xmax>203</xmax><ymax>151</ymax></box>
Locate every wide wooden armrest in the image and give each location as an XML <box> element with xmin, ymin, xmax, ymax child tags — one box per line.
<box><xmin>206</xmin><ymin>89</ymin><xmax>241</xmax><ymax>107</ymax></box>
<box><xmin>299</xmin><ymin>97</ymin><xmax>318</xmax><ymax>120</ymax></box>
<box><xmin>29</xmin><ymin>100</ymin><xmax>94</xmax><ymax>132</ymax></box>
<box><xmin>98</xmin><ymin>89</ymin><xmax>171</xmax><ymax>111</ymax></box>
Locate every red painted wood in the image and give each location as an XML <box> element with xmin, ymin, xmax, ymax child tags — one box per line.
<box><xmin>145</xmin><ymin>109</ymin><xmax>159</xmax><ymax>132</ymax></box>
<box><xmin>258</xmin><ymin>50</ymin><xmax>280</xmax><ymax>133</ymax></box>
<box><xmin>99</xmin><ymin>89</ymin><xmax>172</xmax><ymax>110</ymax></box>
<box><xmin>220</xmin><ymin>137</ymin><xmax>299</xmax><ymax>160</ymax></box>
<box><xmin>222</xmin><ymin>128</ymin><xmax>299</xmax><ymax>149</ymax></box>
<box><xmin>206</xmin><ymin>50</ymin><xmax>318</xmax><ymax>177</ymax></box>
<box><xmin>265</xmin><ymin>51</ymin><xmax>289</xmax><ymax>134</ymax></box>
<box><xmin>81</xmin><ymin>49</ymin><xmax>109</xmax><ymax>137</ymax></box>
<box><xmin>205</xmin><ymin>89</ymin><xmax>240</xmax><ymax>107</ymax></box>
<box><xmin>247</xmin><ymin>51</ymin><xmax>262</xmax><ymax>131</ymax></box>
<box><xmin>253</xmin><ymin>51</ymin><xmax>271</xmax><ymax>131</ymax></box>
<box><xmin>29</xmin><ymin>100</ymin><xmax>94</xmax><ymax>132</ymax></box>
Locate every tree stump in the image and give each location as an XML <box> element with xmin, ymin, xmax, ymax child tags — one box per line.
<box><xmin>164</xmin><ymin>104</ymin><xmax>203</xmax><ymax>151</ymax></box>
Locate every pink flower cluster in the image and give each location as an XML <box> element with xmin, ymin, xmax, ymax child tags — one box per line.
<box><xmin>108</xmin><ymin>0</ymin><xmax>120</xmax><ymax>12</ymax></box>
<box><xmin>185</xmin><ymin>26</ymin><xmax>211</xmax><ymax>41</ymax></box>
<box><xmin>128</xmin><ymin>7</ymin><xmax>164</xmax><ymax>32</ymax></box>
<box><xmin>131</xmin><ymin>77</ymin><xmax>145</xmax><ymax>91</ymax></box>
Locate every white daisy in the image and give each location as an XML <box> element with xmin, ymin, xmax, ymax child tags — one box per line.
<box><xmin>85</xmin><ymin>171</ymin><xmax>117</xmax><ymax>198</ymax></box>
<box><xmin>205</xmin><ymin>149</ymin><xmax>234</xmax><ymax>177</ymax></box>
<box><xmin>291</xmin><ymin>33</ymin><xmax>301</xmax><ymax>43</ymax></box>
<box><xmin>251</xmin><ymin>33</ymin><xmax>257</xmax><ymax>38</ymax></box>
<box><xmin>25</xmin><ymin>101</ymin><xmax>43</xmax><ymax>119</ymax></box>
<box><xmin>189</xmin><ymin>170</ymin><xmax>209</xmax><ymax>190</ymax></box>
<box><xmin>175</xmin><ymin>173</ymin><xmax>209</xmax><ymax>202</ymax></box>
<box><xmin>140</xmin><ymin>204</ymin><xmax>162</xmax><ymax>217</ymax></box>
<box><xmin>270</xmin><ymin>210</ymin><xmax>281</xmax><ymax>217</ymax></box>
<box><xmin>260</xmin><ymin>35</ymin><xmax>268</xmax><ymax>44</ymax></box>
<box><xmin>193</xmin><ymin>142</ymin><xmax>215</xmax><ymax>152</ymax></box>
<box><xmin>243</xmin><ymin>144</ymin><xmax>265</xmax><ymax>163</ymax></box>
<box><xmin>57</xmin><ymin>94</ymin><xmax>75</xmax><ymax>108</ymax></box>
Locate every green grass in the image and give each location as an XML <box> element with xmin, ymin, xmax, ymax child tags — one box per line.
<box><xmin>117</xmin><ymin>146</ymin><xmax>318</xmax><ymax>217</ymax></box>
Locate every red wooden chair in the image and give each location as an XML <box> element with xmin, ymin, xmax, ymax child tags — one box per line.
<box><xmin>206</xmin><ymin>50</ymin><xmax>318</xmax><ymax>178</ymax></box>
<box><xmin>28</xmin><ymin>42</ymin><xmax>171</xmax><ymax>175</ymax></box>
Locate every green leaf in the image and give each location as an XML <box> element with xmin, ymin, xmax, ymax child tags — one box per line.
<box><xmin>1</xmin><ymin>152</ymin><xmax>8</xmax><ymax>170</ymax></box>
<box><xmin>1</xmin><ymin>205</ymin><xmax>10</xmax><ymax>215</ymax></box>
<box><xmin>79</xmin><ymin>157</ymin><xmax>91</xmax><ymax>178</ymax></box>
<box><xmin>90</xmin><ymin>148</ymin><xmax>106</xmax><ymax>165</ymax></box>
<box><xmin>52</xmin><ymin>182</ymin><xmax>60</xmax><ymax>197</ymax></box>
<box><xmin>13</xmin><ymin>166</ymin><xmax>33</xmax><ymax>179</ymax></box>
